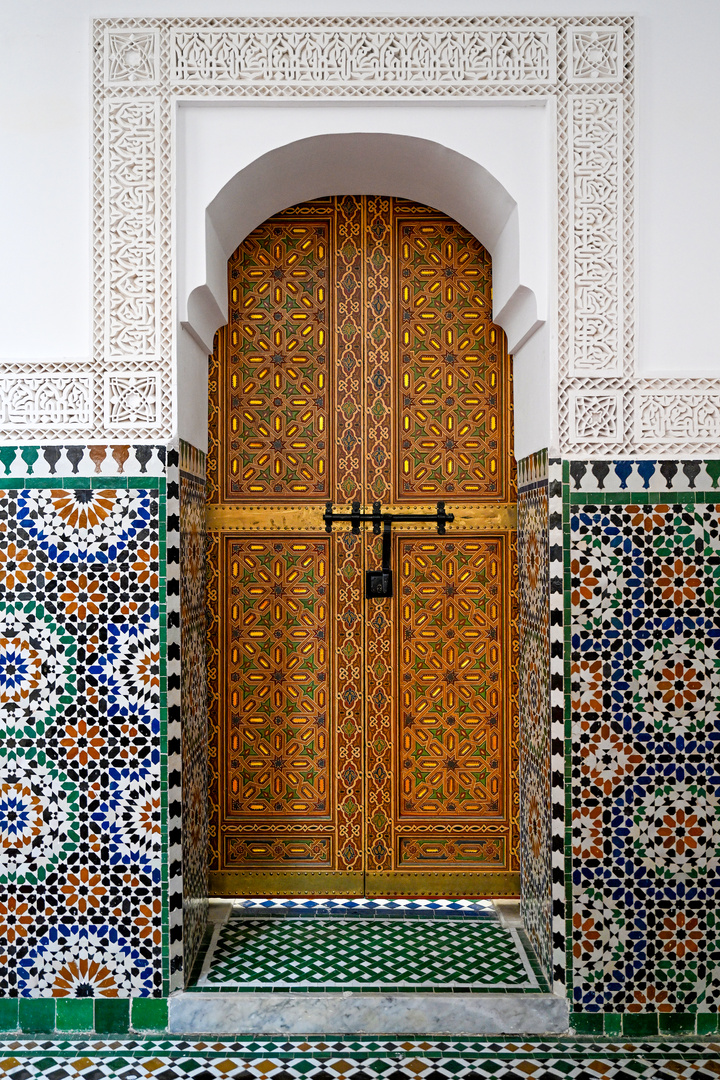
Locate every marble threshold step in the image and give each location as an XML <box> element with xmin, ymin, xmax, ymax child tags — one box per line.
<box><xmin>168</xmin><ymin>990</ymin><xmax>569</xmax><ymax>1035</ymax></box>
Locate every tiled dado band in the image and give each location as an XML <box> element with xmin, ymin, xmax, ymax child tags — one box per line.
<box><xmin>3</xmin><ymin>445</ymin><xmax>720</xmax><ymax>1036</ymax></box>
<box><xmin>557</xmin><ymin>457</ymin><xmax>720</xmax><ymax>1031</ymax></box>
<box><xmin>0</xmin><ymin>442</ymin><xmax>205</xmax><ymax>1034</ymax></box>
<box><xmin>519</xmin><ymin>453</ymin><xmax>720</xmax><ymax>1033</ymax></box>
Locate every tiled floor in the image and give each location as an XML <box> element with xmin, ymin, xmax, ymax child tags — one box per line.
<box><xmin>0</xmin><ymin>1037</ymin><xmax>719</xmax><ymax>1079</ymax></box>
<box><xmin>232</xmin><ymin>896</ymin><xmax>498</xmax><ymax>917</ymax></box>
<box><xmin>188</xmin><ymin>898</ymin><xmax>547</xmax><ymax>994</ymax></box>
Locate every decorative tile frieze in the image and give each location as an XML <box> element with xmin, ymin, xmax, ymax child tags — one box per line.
<box><xmin>564</xmin><ymin>458</ymin><xmax>720</xmax><ymax>495</ymax></box>
<box><xmin>0</xmin><ymin>445</ymin><xmax>166</xmax><ymax>478</ymax></box>
<box><xmin>518</xmin><ymin>450</ymin><xmax>548</xmax><ymax>490</ymax></box>
<box><xmin>179</xmin><ymin>438</ymin><xmax>206</xmax><ymax>479</ymax></box>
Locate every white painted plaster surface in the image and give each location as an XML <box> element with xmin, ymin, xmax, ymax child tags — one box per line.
<box><xmin>1</xmin><ymin>0</ymin><xmax>718</xmax><ymax>378</ymax></box>
<box><xmin>176</xmin><ymin>103</ymin><xmax>552</xmax><ymax>339</ymax></box>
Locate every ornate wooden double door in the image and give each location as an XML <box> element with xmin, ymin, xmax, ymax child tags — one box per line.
<box><xmin>207</xmin><ymin>196</ymin><xmax>518</xmax><ymax>897</ymax></box>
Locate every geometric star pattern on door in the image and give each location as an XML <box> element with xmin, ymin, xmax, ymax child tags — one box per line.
<box><xmin>225</xmin><ymin>223</ymin><xmax>330</xmax><ymax>501</ymax></box>
<box><xmin>207</xmin><ymin>196</ymin><xmax>518</xmax><ymax>896</ymax></box>
<box><xmin>398</xmin><ymin>224</ymin><xmax>504</xmax><ymax>499</ymax></box>
<box><xmin>224</xmin><ymin>537</ymin><xmax>329</xmax><ymax>817</ymax></box>
<box><xmin>399</xmin><ymin>538</ymin><xmax>504</xmax><ymax>820</ymax></box>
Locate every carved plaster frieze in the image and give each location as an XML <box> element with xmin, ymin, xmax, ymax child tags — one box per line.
<box><xmin>0</xmin><ymin>373</ymin><xmax>93</xmax><ymax>433</ymax></box>
<box><xmin>169</xmin><ymin>24</ymin><xmax>558</xmax><ymax>89</ymax></box>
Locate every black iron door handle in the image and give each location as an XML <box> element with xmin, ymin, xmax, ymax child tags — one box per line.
<box><xmin>323</xmin><ymin>502</ymin><xmax>454</xmax><ymax>598</ymax></box>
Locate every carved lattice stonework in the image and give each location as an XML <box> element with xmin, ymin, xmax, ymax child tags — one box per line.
<box><xmin>568</xmin><ymin>95</ymin><xmax>622</xmax><ymax>378</ymax></box>
<box><xmin>569</xmin><ymin>390</ymin><xmax>623</xmax><ymax>446</ymax></box>
<box><xmin>207</xmin><ymin>197</ymin><xmax>518</xmax><ymax>896</ymax></box>
<box><xmin>104</xmin><ymin>373</ymin><xmax>160</xmax><ymax>428</ymax></box>
<box><xmin>0</xmin><ymin>375</ymin><xmax>93</xmax><ymax>431</ymax></box>
<box><xmin>566</xmin><ymin>28</ymin><xmax>624</xmax><ymax>83</ymax></box>
<box><xmin>170</xmin><ymin>26</ymin><xmax>558</xmax><ymax>87</ymax></box>
<box><xmin>105</xmin><ymin>101</ymin><xmax>159</xmax><ymax>359</ymax></box>
<box><xmin>105</xmin><ymin>30</ymin><xmax>159</xmax><ymax>84</ymax></box>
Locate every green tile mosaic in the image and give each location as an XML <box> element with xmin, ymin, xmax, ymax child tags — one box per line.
<box><xmin>55</xmin><ymin>999</ymin><xmax>94</xmax><ymax>1032</ymax></box>
<box><xmin>94</xmin><ymin>999</ymin><xmax>130</xmax><ymax>1034</ymax></box>
<box><xmin>19</xmin><ymin>999</ymin><xmax>55</xmax><ymax>1033</ymax></box>
<box><xmin>603</xmin><ymin>1014</ymin><xmax>622</xmax><ymax>1035</ymax></box>
<box><xmin>570</xmin><ymin>1012</ymin><xmax>603</xmax><ymax>1034</ymax></box>
<box><xmin>697</xmin><ymin>1013</ymin><xmax>719</xmax><ymax>1035</ymax></box>
<box><xmin>622</xmin><ymin>1013</ymin><xmax>659</xmax><ymax>1037</ymax></box>
<box><xmin>570</xmin><ymin>1012</ymin><xmax>720</xmax><ymax>1037</ymax></box>
<box><xmin>191</xmin><ymin>917</ymin><xmax>541</xmax><ymax>992</ymax></box>
<box><xmin>0</xmin><ymin>1000</ymin><xmax>17</xmax><ymax>1032</ymax></box>
<box><xmin>131</xmin><ymin>997</ymin><xmax>168</xmax><ymax>1030</ymax></box>
<box><xmin>659</xmin><ymin>1013</ymin><xmax>697</xmax><ymax>1035</ymax></box>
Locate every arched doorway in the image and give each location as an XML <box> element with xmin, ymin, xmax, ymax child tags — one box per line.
<box><xmin>206</xmin><ymin>195</ymin><xmax>518</xmax><ymax>898</ymax></box>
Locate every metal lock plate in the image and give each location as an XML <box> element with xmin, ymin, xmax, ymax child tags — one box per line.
<box><xmin>366</xmin><ymin>569</ymin><xmax>393</xmax><ymax>598</ymax></box>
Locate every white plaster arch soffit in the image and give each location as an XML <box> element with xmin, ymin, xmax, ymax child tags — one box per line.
<box><xmin>3</xmin><ymin>16</ymin><xmax>720</xmax><ymax>454</ymax></box>
<box><xmin>184</xmin><ymin>133</ymin><xmax>538</xmax><ymax>361</ymax></box>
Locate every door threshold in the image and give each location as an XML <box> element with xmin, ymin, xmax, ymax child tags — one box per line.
<box><xmin>176</xmin><ymin>896</ymin><xmax>565</xmax><ymax>1034</ymax></box>
<box><xmin>168</xmin><ymin>989</ymin><xmax>569</xmax><ymax>1035</ymax></box>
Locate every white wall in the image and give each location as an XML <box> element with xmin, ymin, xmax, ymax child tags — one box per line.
<box><xmin>177</xmin><ymin>102</ymin><xmax>552</xmax><ymax>341</ymax></box>
<box><xmin>1</xmin><ymin>0</ymin><xmax>719</xmax><ymax>380</ymax></box>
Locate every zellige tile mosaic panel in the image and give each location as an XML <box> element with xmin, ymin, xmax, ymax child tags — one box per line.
<box><xmin>0</xmin><ymin>478</ymin><xmax>168</xmax><ymax>1000</ymax></box>
<box><xmin>517</xmin><ymin>466</ymin><xmax>552</xmax><ymax>985</ymax></box>
<box><xmin>566</xmin><ymin>467</ymin><xmax>720</xmax><ymax>1013</ymax></box>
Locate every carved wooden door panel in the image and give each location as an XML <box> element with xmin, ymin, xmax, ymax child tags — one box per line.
<box><xmin>207</xmin><ymin>197</ymin><xmax>518</xmax><ymax>897</ymax></box>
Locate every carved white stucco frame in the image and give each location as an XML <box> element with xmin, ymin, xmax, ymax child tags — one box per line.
<box><xmin>2</xmin><ymin>15</ymin><xmax>718</xmax><ymax>454</ymax></box>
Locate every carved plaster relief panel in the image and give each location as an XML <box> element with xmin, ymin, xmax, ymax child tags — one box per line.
<box><xmin>0</xmin><ymin>15</ymin><xmax>717</xmax><ymax>453</ymax></box>
<box><xmin>0</xmin><ymin>374</ymin><xmax>93</xmax><ymax>433</ymax></box>
<box><xmin>566</xmin><ymin>27</ymin><xmax>624</xmax><ymax>84</ymax></box>
<box><xmin>567</xmin><ymin>96</ymin><xmax>623</xmax><ymax>379</ymax></box>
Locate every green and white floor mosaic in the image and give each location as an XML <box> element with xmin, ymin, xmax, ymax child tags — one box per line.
<box><xmin>0</xmin><ymin>1037</ymin><xmax>718</xmax><ymax>1079</ymax></box>
<box><xmin>191</xmin><ymin>917</ymin><xmax>541</xmax><ymax>992</ymax></box>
